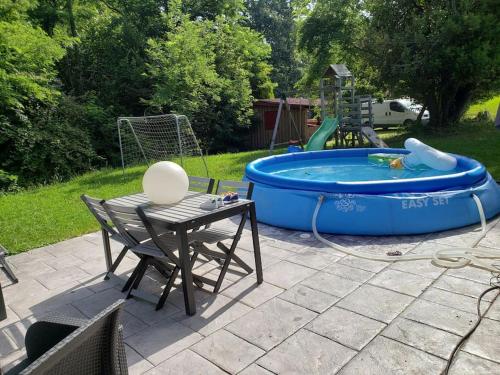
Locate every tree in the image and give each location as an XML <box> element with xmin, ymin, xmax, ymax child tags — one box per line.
<box><xmin>363</xmin><ymin>0</ymin><xmax>500</xmax><ymax>127</ymax></box>
<box><xmin>146</xmin><ymin>11</ymin><xmax>274</xmax><ymax>151</ymax></box>
<box><xmin>245</xmin><ymin>0</ymin><xmax>301</xmax><ymax>96</ymax></box>
<box><xmin>298</xmin><ymin>0</ymin><xmax>500</xmax><ymax>127</ymax></box>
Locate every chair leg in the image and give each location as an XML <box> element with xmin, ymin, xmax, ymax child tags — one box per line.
<box><xmin>213</xmin><ymin>213</ymin><xmax>248</xmax><ymax>293</ymax></box>
<box><xmin>156</xmin><ymin>267</ymin><xmax>180</xmax><ymax>310</ymax></box>
<box><xmin>127</xmin><ymin>258</ymin><xmax>149</xmax><ymax>299</ymax></box>
<box><xmin>105</xmin><ymin>246</ymin><xmax>128</xmax><ymax>280</ymax></box>
<box><xmin>122</xmin><ymin>257</ymin><xmax>146</xmax><ymax>292</ymax></box>
<box><xmin>101</xmin><ymin>229</ymin><xmax>113</xmax><ymax>272</ymax></box>
<box><xmin>216</xmin><ymin>242</ymin><xmax>253</xmax><ymax>273</ymax></box>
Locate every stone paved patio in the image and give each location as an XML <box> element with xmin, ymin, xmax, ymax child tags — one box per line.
<box><xmin>1</xmin><ymin>217</ymin><xmax>500</xmax><ymax>374</ymax></box>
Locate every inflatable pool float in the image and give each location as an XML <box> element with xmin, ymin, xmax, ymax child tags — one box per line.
<box><xmin>245</xmin><ymin>148</ymin><xmax>500</xmax><ymax>235</ymax></box>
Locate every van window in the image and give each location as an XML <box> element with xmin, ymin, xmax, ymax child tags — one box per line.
<box><xmin>390</xmin><ymin>101</ymin><xmax>406</xmax><ymax>112</ymax></box>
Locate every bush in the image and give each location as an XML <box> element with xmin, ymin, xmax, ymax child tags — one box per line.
<box><xmin>0</xmin><ymin>97</ymin><xmax>98</xmax><ymax>186</ymax></box>
<box><xmin>0</xmin><ymin>169</ymin><xmax>18</xmax><ymax>192</ymax></box>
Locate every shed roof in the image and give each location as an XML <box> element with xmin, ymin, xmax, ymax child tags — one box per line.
<box><xmin>254</xmin><ymin>98</ymin><xmax>319</xmax><ymax>108</ymax></box>
<box><xmin>323</xmin><ymin>64</ymin><xmax>352</xmax><ymax>78</ymax></box>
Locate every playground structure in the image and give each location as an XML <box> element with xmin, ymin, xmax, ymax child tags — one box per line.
<box><xmin>269</xmin><ymin>64</ymin><xmax>388</xmax><ymax>152</ymax></box>
<box><xmin>320</xmin><ymin>64</ymin><xmax>387</xmax><ymax>148</ymax></box>
<box><xmin>117</xmin><ymin>114</ymin><xmax>208</xmax><ymax>176</ymax></box>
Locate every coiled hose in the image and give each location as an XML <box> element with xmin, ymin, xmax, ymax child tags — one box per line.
<box><xmin>312</xmin><ymin>194</ymin><xmax>500</xmax><ymax>272</ymax></box>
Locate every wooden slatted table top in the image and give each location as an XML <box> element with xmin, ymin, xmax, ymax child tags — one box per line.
<box><xmin>107</xmin><ymin>191</ymin><xmax>252</xmax><ymax>225</ymax></box>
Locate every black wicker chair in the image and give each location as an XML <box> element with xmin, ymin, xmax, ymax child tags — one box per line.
<box><xmin>4</xmin><ymin>300</ymin><xmax>128</xmax><ymax>375</ymax></box>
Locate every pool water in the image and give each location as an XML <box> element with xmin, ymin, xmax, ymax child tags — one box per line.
<box><xmin>265</xmin><ymin>157</ymin><xmax>464</xmax><ymax>182</ymax></box>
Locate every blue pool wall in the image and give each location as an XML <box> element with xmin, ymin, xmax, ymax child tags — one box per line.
<box><xmin>245</xmin><ymin>149</ymin><xmax>500</xmax><ymax>235</ymax></box>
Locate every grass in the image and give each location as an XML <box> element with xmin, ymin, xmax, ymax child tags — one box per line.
<box><xmin>1</xmin><ymin>120</ymin><xmax>499</xmax><ymax>254</ymax></box>
<box><xmin>0</xmin><ymin>149</ymin><xmax>278</xmax><ymax>254</ymax></box>
<box><xmin>465</xmin><ymin>95</ymin><xmax>500</xmax><ymax>119</ymax></box>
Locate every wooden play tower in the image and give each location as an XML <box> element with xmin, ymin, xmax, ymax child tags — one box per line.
<box><xmin>320</xmin><ymin>64</ymin><xmax>385</xmax><ymax>148</ymax></box>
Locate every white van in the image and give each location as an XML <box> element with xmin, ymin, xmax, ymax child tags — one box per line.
<box><xmin>366</xmin><ymin>99</ymin><xmax>430</xmax><ymax>129</ymax></box>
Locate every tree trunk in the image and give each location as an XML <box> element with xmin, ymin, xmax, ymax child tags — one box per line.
<box><xmin>66</xmin><ymin>0</ymin><xmax>77</xmax><ymax>37</ymax></box>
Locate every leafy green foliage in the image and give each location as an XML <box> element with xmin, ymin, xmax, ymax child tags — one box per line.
<box><xmin>147</xmin><ymin>13</ymin><xmax>274</xmax><ymax>151</ymax></box>
<box><xmin>245</xmin><ymin>0</ymin><xmax>301</xmax><ymax>96</ymax></box>
<box><xmin>298</xmin><ymin>0</ymin><xmax>500</xmax><ymax>127</ymax></box>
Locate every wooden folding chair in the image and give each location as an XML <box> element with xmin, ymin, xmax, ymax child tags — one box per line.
<box><xmin>188</xmin><ymin>180</ymin><xmax>255</xmax><ymax>293</ymax></box>
<box><xmin>81</xmin><ymin>195</ymin><xmax>132</xmax><ymax>279</ymax></box>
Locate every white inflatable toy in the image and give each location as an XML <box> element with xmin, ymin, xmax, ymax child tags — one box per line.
<box><xmin>390</xmin><ymin>138</ymin><xmax>457</xmax><ymax>171</ymax></box>
<box><xmin>142</xmin><ymin>161</ymin><xmax>189</xmax><ymax>204</ymax></box>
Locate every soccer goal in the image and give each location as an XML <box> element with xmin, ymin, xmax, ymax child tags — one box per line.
<box><xmin>117</xmin><ymin>114</ymin><xmax>208</xmax><ymax>175</ymax></box>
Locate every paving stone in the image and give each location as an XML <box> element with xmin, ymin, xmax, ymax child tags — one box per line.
<box><xmin>192</xmin><ymin>330</ymin><xmax>265</xmax><ymax>374</ymax></box>
<box><xmin>388</xmin><ymin>259</ymin><xmax>445</xmax><ymax>279</ymax></box>
<box><xmin>12</xmin><ymin>259</ymin><xmax>56</xmax><ymax>278</ymax></box>
<box><xmin>35</xmin><ymin>266</ymin><xmax>91</xmax><ymax>290</ymax></box>
<box><xmin>125</xmin><ymin>320</ymin><xmax>203</xmax><ymax>365</ymax></box>
<box><xmin>0</xmin><ymin>326</ymin><xmax>18</xmax><ymax>356</ymax></box>
<box><xmin>287</xmin><ymin>247</ymin><xmax>341</xmax><ymax>270</ymax></box>
<box><xmin>6</xmin><ymin>247</ymin><xmax>56</xmax><ymax>267</ymax></box>
<box><xmin>9</xmin><ymin>284</ymin><xmax>94</xmax><ymax>318</ymax></box>
<box><xmin>48</xmin><ymin>237</ymin><xmax>101</xmax><ymax>259</ymax></box>
<box><xmin>478</xmin><ymin>222</ymin><xmax>500</xmax><ymax>249</ymax></box>
<box><xmin>48</xmin><ymin>254</ymin><xmax>85</xmax><ymax>270</ymax></box>
<box><xmin>420</xmin><ymin>287</ymin><xmax>484</xmax><ymax>314</ymax></box>
<box><xmin>226</xmin><ymin>298</ymin><xmax>317</xmax><ymax>351</ymax></box>
<box><xmin>238</xmin><ymin>364</ymin><xmax>274</xmax><ymax>375</ymax></box>
<box><xmin>338</xmin><ymin>336</ymin><xmax>445</xmax><ymax>375</ymax></box>
<box><xmin>463</xmin><ymin>318</ymin><xmax>500</xmax><ymax>362</ymax></box>
<box><xmin>279</xmin><ymin>284</ymin><xmax>338</xmax><ymax>313</ymax></box>
<box><xmin>236</xmin><ymin>250</ymin><xmax>282</xmax><ymax>270</ymax></box>
<box><xmin>264</xmin><ymin>238</ymin><xmax>308</xmax><ymax>253</ymax></box>
<box><xmin>427</xmin><ymin>225</ymin><xmax>483</xmax><ymax>247</ymax></box>
<box><xmin>0</xmin><ymin>348</ymin><xmax>27</xmax><ymax>373</ymax></box>
<box><xmin>402</xmin><ymin>299</ymin><xmax>477</xmax><ymax>336</ymax></box>
<box><xmin>448</xmin><ymin>351</ymin><xmax>500</xmax><ymax>375</ymax></box>
<box><xmin>143</xmin><ymin>350</ymin><xmax>226</xmax><ymax>375</ymax></box>
<box><xmin>0</xmin><ymin>306</ymin><xmax>20</xmax><ymax>330</ymax></box>
<box><xmin>434</xmin><ymin>275</ymin><xmax>493</xmax><ymax>301</ymax></box>
<box><xmin>172</xmin><ymin>294</ymin><xmax>252</xmax><ymax>336</ymax></box>
<box><xmin>261</xmin><ymin>261</ymin><xmax>316</xmax><ymax>289</ymax></box>
<box><xmin>259</xmin><ymin>244</ymin><xmax>296</xmax><ymax>260</ymax></box>
<box><xmin>382</xmin><ymin>317</ymin><xmax>461</xmax><ymax>359</ymax></box>
<box><xmin>221</xmin><ymin>278</ymin><xmax>284</xmax><ymax>308</ymax></box>
<box><xmin>368</xmin><ymin>269</ymin><xmax>434</xmax><ymax>297</ymax></box>
<box><xmin>124</xmin><ymin>299</ymin><xmax>181</xmax><ymax>326</ymax></box>
<box><xmin>338</xmin><ymin>255</ymin><xmax>387</xmax><ymax>273</ymax></box>
<box><xmin>307</xmin><ymin>306</ymin><xmax>385</xmax><ymax>351</ymax></box>
<box><xmin>323</xmin><ymin>262</ymin><xmax>375</xmax><ymax>283</ymax></box>
<box><xmin>72</xmin><ymin>288</ymin><xmax>125</xmax><ymax>317</ymax></box>
<box><xmin>257</xmin><ymin>329</ymin><xmax>356</xmax><ymax>375</ymax></box>
<box><xmin>486</xmin><ymin>297</ymin><xmax>500</xmax><ymax>321</ymax></box>
<box><xmin>124</xmin><ymin>345</ymin><xmax>154</xmax><ymax>375</ymax></box>
<box><xmin>445</xmin><ymin>263</ymin><xmax>493</xmax><ymax>284</ymax></box>
<box><xmin>301</xmin><ymin>271</ymin><xmax>360</xmax><ymax>298</ymax></box>
<box><xmin>337</xmin><ymin>284</ymin><xmax>413</xmax><ymax>323</ymax></box>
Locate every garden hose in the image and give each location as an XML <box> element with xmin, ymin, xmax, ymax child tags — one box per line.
<box><xmin>312</xmin><ymin>194</ymin><xmax>500</xmax><ymax>272</ymax></box>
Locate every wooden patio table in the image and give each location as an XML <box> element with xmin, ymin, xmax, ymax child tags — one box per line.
<box><xmin>108</xmin><ymin>191</ymin><xmax>263</xmax><ymax>315</ymax></box>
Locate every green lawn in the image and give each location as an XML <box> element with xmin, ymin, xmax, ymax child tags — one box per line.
<box><xmin>465</xmin><ymin>95</ymin><xmax>500</xmax><ymax>118</ymax></box>
<box><xmin>0</xmin><ymin>149</ymin><xmax>277</xmax><ymax>253</ymax></box>
<box><xmin>1</xmin><ymin>121</ymin><xmax>499</xmax><ymax>254</ymax></box>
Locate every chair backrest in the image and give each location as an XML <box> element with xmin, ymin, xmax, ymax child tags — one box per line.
<box><xmin>216</xmin><ymin>180</ymin><xmax>254</xmax><ymax>200</ymax></box>
<box><xmin>188</xmin><ymin>176</ymin><xmax>215</xmax><ymax>193</ymax></box>
<box><xmin>134</xmin><ymin>205</ymin><xmax>181</xmax><ymax>266</ymax></box>
<box><xmin>21</xmin><ymin>300</ymin><xmax>127</xmax><ymax>375</ymax></box>
<box><xmin>102</xmin><ymin>201</ymin><xmax>149</xmax><ymax>248</ymax></box>
<box><xmin>81</xmin><ymin>195</ymin><xmax>116</xmax><ymax>235</ymax></box>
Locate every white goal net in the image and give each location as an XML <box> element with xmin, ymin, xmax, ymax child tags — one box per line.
<box><xmin>117</xmin><ymin>114</ymin><xmax>208</xmax><ymax>175</ymax></box>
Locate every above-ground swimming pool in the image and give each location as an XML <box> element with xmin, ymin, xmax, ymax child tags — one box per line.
<box><xmin>245</xmin><ymin>148</ymin><xmax>500</xmax><ymax>235</ymax></box>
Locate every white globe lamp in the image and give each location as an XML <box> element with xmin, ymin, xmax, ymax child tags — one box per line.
<box><xmin>142</xmin><ymin>161</ymin><xmax>189</xmax><ymax>204</ymax></box>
